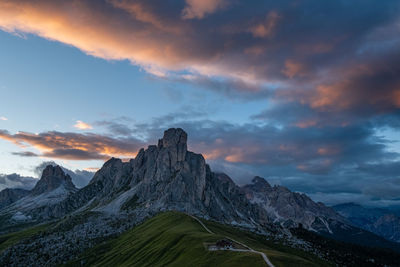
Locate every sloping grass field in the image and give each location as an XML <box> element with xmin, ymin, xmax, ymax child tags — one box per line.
<box><xmin>65</xmin><ymin>212</ymin><xmax>331</xmax><ymax>267</ymax></box>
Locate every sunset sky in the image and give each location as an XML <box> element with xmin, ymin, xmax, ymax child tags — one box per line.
<box><xmin>1</xmin><ymin>0</ymin><xmax>400</xmax><ymax>208</ymax></box>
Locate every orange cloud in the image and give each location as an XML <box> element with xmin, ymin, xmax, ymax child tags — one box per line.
<box><xmin>317</xmin><ymin>146</ymin><xmax>341</xmax><ymax>156</ymax></box>
<box><xmin>84</xmin><ymin>167</ymin><xmax>100</xmax><ymax>172</ymax></box>
<box><xmin>282</xmin><ymin>60</ymin><xmax>306</xmax><ymax>78</ymax></box>
<box><xmin>110</xmin><ymin>0</ymin><xmax>183</xmax><ymax>34</ymax></box>
<box><xmin>0</xmin><ymin>130</ymin><xmax>142</xmax><ymax>160</ymax></box>
<box><xmin>295</xmin><ymin>119</ymin><xmax>317</xmax><ymax>128</ymax></box>
<box><xmin>0</xmin><ymin>1</ymin><xmax>186</xmax><ymax>75</ymax></box>
<box><xmin>249</xmin><ymin>11</ymin><xmax>280</xmax><ymax>38</ymax></box>
<box><xmin>0</xmin><ymin>0</ymin><xmax>271</xmax><ymax>89</ymax></box>
<box><xmin>310</xmin><ymin>84</ymin><xmax>349</xmax><ymax>110</ymax></box>
<box><xmin>202</xmin><ymin>146</ymin><xmax>267</xmax><ymax>164</ymax></box>
<box><xmin>74</xmin><ymin>120</ymin><xmax>93</xmax><ymax>130</ymax></box>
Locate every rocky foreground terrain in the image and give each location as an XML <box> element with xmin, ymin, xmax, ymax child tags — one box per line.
<box><xmin>0</xmin><ymin>128</ymin><xmax>399</xmax><ymax>266</ymax></box>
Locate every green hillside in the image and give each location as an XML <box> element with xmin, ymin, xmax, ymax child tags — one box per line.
<box><xmin>65</xmin><ymin>212</ymin><xmax>331</xmax><ymax>267</ymax></box>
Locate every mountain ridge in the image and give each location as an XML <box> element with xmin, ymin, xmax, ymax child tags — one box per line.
<box><xmin>333</xmin><ymin>202</ymin><xmax>400</xmax><ymax>243</ymax></box>
<box><xmin>0</xmin><ymin>128</ymin><xmax>399</xmax><ymax>266</ymax></box>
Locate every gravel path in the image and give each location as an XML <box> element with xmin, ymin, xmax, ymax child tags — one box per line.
<box><xmin>189</xmin><ymin>214</ymin><xmax>275</xmax><ymax>267</ymax></box>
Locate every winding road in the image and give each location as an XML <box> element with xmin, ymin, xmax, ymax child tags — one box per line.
<box><xmin>189</xmin><ymin>215</ymin><xmax>275</xmax><ymax>267</ymax></box>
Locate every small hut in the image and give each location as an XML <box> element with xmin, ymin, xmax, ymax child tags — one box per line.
<box><xmin>215</xmin><ymin>239</ymin><xmax>233</xmax><ymax>249</ymax></box>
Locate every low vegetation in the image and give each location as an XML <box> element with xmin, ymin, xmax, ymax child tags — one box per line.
<box><xmin>65</xmin><ymin>212</ymin><xmax>331</xmax><ymax>267</ymax></box>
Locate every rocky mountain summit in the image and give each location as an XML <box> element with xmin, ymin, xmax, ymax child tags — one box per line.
<box><xmin>0</xmin><ymin>165</ymin><xmax>77</xmax><ymax>226</ymax></box>
<box><xmin>0</xmin><ymin>128</ymin><xmax>353</xmax><ymax>233</ymax></box>
<box><xmin>1</xmin><ymin>128</ymin><xmax>347</xmax><ymax>235</ymax></box>
<box><xmin>243</xmin><ymin>176</ymin><xmax>345</xmax><ymax>233</ymax></box>
<box><xmin>26</xmin><ymin>128</ymin><xmax>269</xmax><ymax>227</ymax></box>
<box><xmin>1</xmin><ymin>128</ymin><xmax>399</xmax><ymax>266</ymax></box>
<box><xmin>31</xmin><ymin>165</ymin><xmax>76</xmax><ymax>196</ymax></box>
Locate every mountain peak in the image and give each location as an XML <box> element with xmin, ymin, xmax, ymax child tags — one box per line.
<box><xmin>159</xmin><ymin>128</ymin><xmax>188</xmax><ymax>162</ymax></box>
<box><xmin>31</xmin><ymin>165</ymin><xmax>76</xmax><ymax>195</ymax></box>
<box><xmin>160</xmin><ymin>128</ymin><xmax>187</xmax><ymax>147</ymax></box>
<box><xmin>244</xmin><ymin>176</ymin><xmax>272</xmax><ymax>193</ymax></box>
<box><xmin>251</xmin><ymin>176</ymin><xmax>271</xmax><ymax>188</ymax></box>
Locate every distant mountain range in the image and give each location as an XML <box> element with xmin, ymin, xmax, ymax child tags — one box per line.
<box><xmin>333</xmin><ymin>202</ymin><xmax>400</xmax><ymax>243</ymax></box>
<box><xmin>0</xmin><ymin>128</ymin><xmax>399</xmax><ymax>266</ymax></box>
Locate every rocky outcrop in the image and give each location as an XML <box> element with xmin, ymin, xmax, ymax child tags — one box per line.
<box><xmin>29</xmin><ymin>128</ymin><xmax>270</xmax><ymax>228</ymax></box>
<box><xmin>5</xmin><ymin>129</ymin><xmax>344</xmax><ymax>235</ymax></box>
<box><xmin>2</xmin><ymin>128</ymin><xmax>397</xmax><ymax>266</ymax></box>
<box><xmin>0</xmin><ymin>165</ymin><xmax>78</xmax><ymax>224</ymax></box>
<box><xmin>0</xmin><ymin>188</ymin><xmax>30</xmax><ymax>209</ymax></box>
<box><xmin>243</xmin><ymin>176</ymin><xmax>345</xmax><ymax>232</ymax></box>
<box><xmin>31</xmin><ymin>165</ymin><xmax>76</xmax><ymax>196</ymax></box>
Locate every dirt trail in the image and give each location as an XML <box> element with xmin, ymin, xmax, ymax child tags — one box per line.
<box><xmin>189</xmin><ymin>214</ymin><xmax>275</xmax><ymax>267</ymax></box>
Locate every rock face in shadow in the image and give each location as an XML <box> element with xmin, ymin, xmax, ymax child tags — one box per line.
<box><xmin>0</xmin><ymin>188</ymin><xmax>30</xmax><ymax>209</ymax></box>
<box><xmin>242</xmin><ymin>176</ymin><xmax>345</xmax><ymax>233</ymax></box>
<box><xmin>31</xmin><ymin>165</ymin><xmax>76</xmax><ymax>196</ymax></box>
<box><xmin>27</xmin><ymin>128</ymin><xmax>270</xmax><ymax>227</ymax></box>
<box><xmin>0</xmin><ymin>165</ymin><xmax>78</xmax><ymax>223</ymax></box>
<box><xmin>3</xmin><ymin>128</ymin><xmax>397</xmax><ymax>267</ymax></box>
<box><xmin>13</xmin><ymin>128</ymin><xmax>346</xmax><ymax>233</ymax></box>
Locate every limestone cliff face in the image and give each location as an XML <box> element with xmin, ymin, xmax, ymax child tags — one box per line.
<box><xmin>128</xmin><ymin>128</ymin><xmax>207</xmax><ymax>210</ymax></box>
<box><xmin>243</xmin><ymin>176</ymin><xmax>345</xmax><ymax>232</ymax></box>
<box><xmin>31</xmin><ymin>165</ymin><xmax>76</xmax><ymax>196</ymax></box>
<box><xmin>0</xmin><ymin>165</ymin><xmax>78</xmax><ymax>224</ymax></box>
<box><xmin>0</xmin><ymin>188</ymin><xmax>30</xmax><ymax>209</ymax></box>
<box><xmin>26</xmin><ymin>128</ymin><xmax>269</xmax><ymax>227</ymax></box>
<box><xmin>8</xmin><ymin>128</ymin><xmax>345</xmax><ymax>234</ymax></box>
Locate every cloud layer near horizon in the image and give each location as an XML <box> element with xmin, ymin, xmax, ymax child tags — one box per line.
<box><xmin>0</xmin><ymin>161</ymin><xmax>94</xmax><ymax>191</ymax></box>
<box><xmin>0</xmin><ymin>113</ymin><xmax>399</xmax><ymax>207</ymax></box>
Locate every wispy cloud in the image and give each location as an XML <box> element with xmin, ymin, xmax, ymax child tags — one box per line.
<box><xmin>11</xmin><ymin>151</ymin><xmax>39</xmax><ymax>157</ymax></box>
<box><xmin>0</xmin><ymin>116</ymin><xmax>8</xmax><ymax>121</ymax></box>
<box><xmin>182</xmin><ymin>0</ymin><xmax>227</xmax><ymax>19</ymax></box>
<box><xmin>74</xmin><ymin>120</ymin><xmax>93</xmax><ymax>130</ymax></box>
